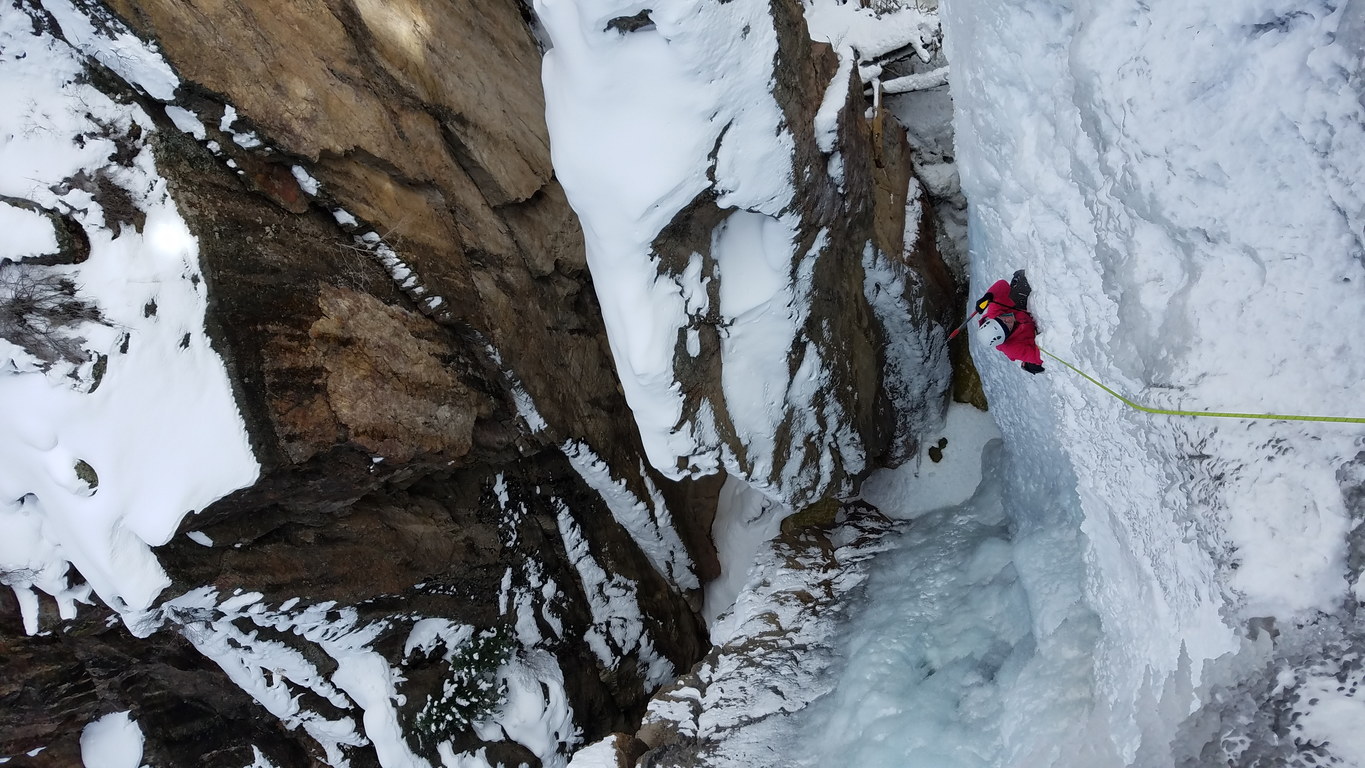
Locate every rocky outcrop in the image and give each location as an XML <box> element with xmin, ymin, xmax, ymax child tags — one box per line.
<box><xmin>92</xmin><ymin>0</ymin><xmax>657</xmax><ymax>504</ymax></box>
<box><xmin>738</xmin><ymin>0</ymin><xmax>958</xmax><ymax>484</ymax></box>
<box><xmin>538</xmin><ymin>0</ymin><xmax>958</xmax><ymax>508</ymax></box>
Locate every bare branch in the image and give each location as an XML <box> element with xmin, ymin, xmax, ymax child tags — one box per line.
<box><xmin>0</xmin><ymin>262</ymin><xmax>103</xmax><ymax>369</ymax></box>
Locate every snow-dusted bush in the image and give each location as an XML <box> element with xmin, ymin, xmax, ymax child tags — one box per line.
<box><xmin>0</xmin><ymin>262</ymin><xmax>102</xmax><ymax>369</ymax></box>
<box><xmin>412</xmin><ymin>626</ymin><xmax>515</xmax><ymax>748</ymax></box>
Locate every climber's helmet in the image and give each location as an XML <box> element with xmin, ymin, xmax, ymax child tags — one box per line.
<box><xmin>979</xmin><ymin>317</ymin><xmax>1008</xmax><ymax>347</ymax></box>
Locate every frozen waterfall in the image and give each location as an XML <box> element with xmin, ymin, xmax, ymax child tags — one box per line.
<box><xmin>775</xmin><ymin>0</ymin><xmax>1365</xmax><ymax>765</ymax></box>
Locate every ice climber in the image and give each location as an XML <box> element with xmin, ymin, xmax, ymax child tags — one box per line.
<box><xmin>976</xmin><ymin>271</ymin><xmax>1044</xmax><ymax>374</ymax></box>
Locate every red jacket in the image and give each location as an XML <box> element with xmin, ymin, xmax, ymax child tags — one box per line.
<box><xmin>980</xmin><ymin>279</ymin><xmax>1042</xmax><ymax>366</ymax></box>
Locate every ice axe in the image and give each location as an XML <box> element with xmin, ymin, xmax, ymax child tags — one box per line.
<box><xmin>947</xmin><ymin>309</ymin><xmax>980</xmax><ymax>340</ymax></box>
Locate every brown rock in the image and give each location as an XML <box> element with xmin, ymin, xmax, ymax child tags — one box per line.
<box><xmin>346</xmin><ymin>0</ymin><xmax>552</xmax><ymax>204</ymax></box>
<box><xmin>237</xmin><ymin>156</ymin><xmax>310</xmax><ymax>214</ymax></box>
<box><xmin>309</xmin><ymin>284</ymin><xmax>484</xmax><ymax>462</ymax></box>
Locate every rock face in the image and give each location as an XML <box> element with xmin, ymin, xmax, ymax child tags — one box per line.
<box><xmin>0</xmin><ymin>0</ymin><xmax>953</xmax><ymax>766</ymax></box>
<box><xmin>95</xmin><ymin>0</ymin><xmax>633</xmax><ymax>481</ymax></box>
<box><xmin>537</xmin><ymin>0</ymin><xmax>958</xmax><ymax>508</ymax></box>
<box><xmin>3</xmin><ymin>1</ymin><xmax>711</xmax><ymax>765</ymax></box>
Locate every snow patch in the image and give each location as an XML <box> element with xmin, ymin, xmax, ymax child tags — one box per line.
<box><xmin>80</xmin><ymin>711</ymin><xmax>143</xmax><ymax>768</ymax></box>
<box><xmin>804</xmin><ymin>0</ymin><xmax>940</xmax><ymax>65</ymax></box>
<box><xmin>290</xmin><ymin>166</ymin><xmax>320</xmax><ymax>196</ymax></box>
<box><xmin>536</xmin><ymin>0</ymin><xmax>802</xmax><ymax>481</ymax></box>
<box><xmin>41</xmin><ymin>0</ymin><xmax>180</xmax><ymax>100</ymax></box>
<box><xmin>164</xmin><ymin>105</ymin><xmax>206</xmax><ymax>139</ymax></box>
<box><xmin>0</xmin><ymin>203</ymin><xmax>58</xmax><ymax>261</ymax></box>
<box><xmin>243</xmin><ymin>746</ymin><xmax>279</xmax><ymax>768</ymax></box>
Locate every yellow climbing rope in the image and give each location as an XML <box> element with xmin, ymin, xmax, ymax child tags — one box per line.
<box><xmin>1039</xmin><ymin>348</ymin><xmax>1365</xmax><ymax>425</ymax></box>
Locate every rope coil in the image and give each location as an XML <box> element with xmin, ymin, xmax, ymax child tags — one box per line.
<box><xmin>1040</xmin><ymin>348</ymin><xmax>1365</xmax><ymax>425</ymax></box>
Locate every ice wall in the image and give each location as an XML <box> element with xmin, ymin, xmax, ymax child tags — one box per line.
<box><xmin>944</xmin><ymin>0</ymin><xmax>1365</xmax><ymax>761</ymax></box>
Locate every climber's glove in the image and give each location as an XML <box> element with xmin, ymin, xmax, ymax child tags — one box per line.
<box><xmin>1022</xmin><ymin>363</ymin><xmax>1045</xmax><ymax>374</ymax></box>
<box><xmin>976</xmin><ymin>292</ymin><xmax>993</xmax><ymax>312</ymax></box>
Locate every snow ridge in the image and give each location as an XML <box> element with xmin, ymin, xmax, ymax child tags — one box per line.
<box><xmin>562</xmin><ymin>440</ymin><xmax>698</xmax><ymax>591</ymax></box>
<box><xmin>554</xmin><ymin>501</ymin><xmax>675</xmax><ymax>691</ymax></box>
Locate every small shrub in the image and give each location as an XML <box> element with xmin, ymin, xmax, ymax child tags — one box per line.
<box><xmin>413</xmin><ymin>625</ymin><xmax>515</xmax><ymax>748</ymax></box>
<box><xmin>0</xmin><ymin>262</ymin><xmax>103</xmax><ymax>369</ymax></box>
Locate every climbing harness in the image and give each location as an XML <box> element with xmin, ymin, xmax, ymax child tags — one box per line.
<box><xmin>1040</xmin><ymin>347</ymin><xmax>1365</xmax><ymax>425</ymax></box>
